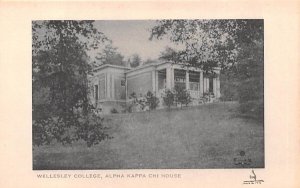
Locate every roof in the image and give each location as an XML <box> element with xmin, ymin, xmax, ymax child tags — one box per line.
<box><xmin>93</xmin><ymin>64</ymin><xmax>131</xmax><ymax>72</ymax></box>
<box><xmin>125</xmin><ymin>59</ymin><xmax>169</xmax><ymax>73</ymax></box>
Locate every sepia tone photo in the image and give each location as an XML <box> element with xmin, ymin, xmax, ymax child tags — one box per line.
<box><xmin>32</xmin><ymin>20</ymin><xmax>264</xmax><ymax>170</ymax></box>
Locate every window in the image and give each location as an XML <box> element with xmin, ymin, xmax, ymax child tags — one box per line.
<box><xmin>94</xmin><ymin>85</ymin><xmax>99</xmax><ymax>100</ymax></box>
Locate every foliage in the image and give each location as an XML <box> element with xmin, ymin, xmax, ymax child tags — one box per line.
<box><xmin>33</xmin><ymin>110</ymin><xmax>111</xmax><ymax>147</ymax></box>
<box><xmin>151</xmin><ymin>20</ymin><xmax>240</xmax><ymax>73</ymax></box>
<box><xmin>128</xmin><ymin>91</ymin><xmax>159</xmax><ymax>112</ymax></box>
<box><xmin>76</xmin><ymin>113</ymin><xmax>112</xmax><ymax>147</ymax></box>
<box><xmin>129</xmin><ymin>92</ymin><xmax>137</xmax><ymax>99</ymax></box>
<box><xmin>145</xmin><ymin>91</ymin><xmax>160</xmax><ymax>110</ymax></box>
<box><xmin>32</xmin><ymin>20</ymin><xmax>110</xmax><ymax>146</ymax></box>
<box><xmin>151</xmin><ymin>19</ymin><xmax>264</xmax><ymax>119</ymax></box>
<box><xmin>128</xmin><ymin>54</ymin><xmax>142</xmax><ymax>68</ymax></box>
<box><xmin>174</xmin><ymin>85</ymin><xmax>192</xmax><ymax>108</ymax></box>
<box><xmin>95</xmin><ymin>44</ymin><xmax>125</xmax><ymax>66</ymax></box>
<box><xmin>163</xmin><ymin>89</ymin><xmax>175</xmax><ymax>109</ymax></box>
<box><xmin>110</xmin><ymin>108</ymin><xmax>119</xmax><ymax>114</ymax></box>
<box><xmin>219</xmin><ymin>72</ymin><xmax>239</xmax><ymax>101</ymax></box>
<box><xmin>143</xmin><ymin>58</ymin><xmax>157</xmax><ymax>65</ymax></box>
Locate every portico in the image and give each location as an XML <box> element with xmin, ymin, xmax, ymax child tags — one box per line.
<box><xmin>153</xmin><ymin>62</ymin><xmax>221</xmax><ymax>100</ymax></box>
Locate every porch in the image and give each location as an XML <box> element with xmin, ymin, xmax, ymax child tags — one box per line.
<box><xmin>155</xmin><ymin>65</ymin><xmax>220</xmax><ymax>101</ymax></box>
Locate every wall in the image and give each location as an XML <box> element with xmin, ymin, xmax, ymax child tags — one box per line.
<box><xmin>114</xmin><ymin>76</ymin><xmax>126</xmax><ymax>100</ymax></box>
<box><xmin>127</xmin><ymin>71</ymin><xmax>152</xmax><ymax>97</ymax></box>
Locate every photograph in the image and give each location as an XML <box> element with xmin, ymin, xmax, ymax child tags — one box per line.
<box><xmin>32</xmin><ymin>19</ymin><xmax>264</xmax><ymax>170</ymax></box>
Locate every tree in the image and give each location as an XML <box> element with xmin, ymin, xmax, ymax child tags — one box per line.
<box><xmin>143</xmin><ymin>58</ymin><xmax>157</xmax><ymax>65</ymax></box>
<box><xmin>129</xmin><ymin>54</ymin><xmax>142</xmax><ymax>68</ymax></box>
<box><xmin>159</xmin><ymin>47</ymin><xmax>181</xmax><ymax>63</ymax></box>
<box><xmin>96</xmin><ymin>43</ymin><xmax>125</xmax><ymax>66</ymax></box>
<box><xmin>151</xmin><ymin>20</ymin><xmax>264</xmax><ymax>120</ymax></box>
<box><xmin>151</xmin><ymin>20</ymin><xmax>239</xmax><ymax>73</ymax></box>
<box><xmin>32</xmin><ymin>20</ymin><xmax>110</xmax><ymax>146</ymax></box>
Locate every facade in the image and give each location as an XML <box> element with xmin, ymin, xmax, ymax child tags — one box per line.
<box><xmin>89</xmin><ymin>61</ymin><xmax>221</xmax><ymax>114</ymax></box>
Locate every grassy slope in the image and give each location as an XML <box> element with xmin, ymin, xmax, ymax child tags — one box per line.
<box><xmin>33</xmin><ymin>102</ymin><xmax>264</xmax><ymax>169</ymax></box>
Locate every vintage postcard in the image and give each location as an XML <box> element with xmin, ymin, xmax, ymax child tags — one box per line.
<box><xmin>0</xmin><ymin>1</ymin><xmax>299</xmax><ymax>188</ymax></box>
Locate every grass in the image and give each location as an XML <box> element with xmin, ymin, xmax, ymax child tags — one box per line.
<box><xmin>33</xmin><ymin>102</ymin><xmax>264</xmax><ymax>170</ymax></box>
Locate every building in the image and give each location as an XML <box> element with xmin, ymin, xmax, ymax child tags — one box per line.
<box><xmin>89</xmin><ymin>61</ymin><xmax>221</xmax><ymax>114</ymax></box>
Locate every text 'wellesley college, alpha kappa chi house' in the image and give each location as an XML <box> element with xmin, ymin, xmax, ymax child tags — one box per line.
<box><xmin>89</xmin><ymin>60</ymin><xmax>221</xmax><ymax>114</ymax></box>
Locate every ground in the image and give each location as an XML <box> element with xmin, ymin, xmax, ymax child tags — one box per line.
<box><xmin>33</xmin><ymin>102</ymin><xmax>264</xmax><ymax>170</ymax></box>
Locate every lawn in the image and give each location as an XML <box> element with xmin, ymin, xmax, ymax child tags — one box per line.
<box><xmin>33</xmin><ymin>102</ymin><xmax>264</xmax><ymax>170</ymax></box>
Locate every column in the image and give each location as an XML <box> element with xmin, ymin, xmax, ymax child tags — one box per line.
<box><xmin>216</xmin><ymin>75</ymin><xmax>221</xmax><ymax>98</ymax></box>
<box><xmin>199</xmin><ymin>71</ymin><xmax>203</xmax><ymax>96</ymax></box>
<box><xmin>185</xmin><ymin>70</ymin><xmax>190</xmax><ymax>90</ymax></box>
<box><xmin>111</xmin><ymin>74</ymin><xmax>115</xmax><ymax>99</ymax></box>
<box><xmin>106</xmin><ymin>73</ymin><xmax>110</xmax><ymax>99</ymax></box>
<box><xmin>171</xmin><ymin>67</ymin><xmax>175</xmax><ymax>88</ymax></box>
<box><xmin>155</xmin><ymin>70</ymin><xmax>159</xmax><ymax>93</ymax></box>
<box><xmin>206</xmin><ymin>78</ymin><xmax>210</xmax><ymax>92</ymax></box>
<box><xmin>125</xmin><ymin>77</ymin><xmax>128</xmax><ymax>100</ymax></box>
<box><xmin>166</xmin><ymin>66</ymin><xmax>172</xmax><ymax>89</ymax></box>
<box><xmin>152</xmin><ymin>70</ymin><xmax>156</xmax><ymax>93</ymax></box>
<box><xmin>203</xmin><ymin>77</ymin><xmax>206</xmax><ymax>93</ymax></box>
<box><xmin>213</xmin><ymin>77</ymin><xmax>217</xmax><ymax>96</ymax></box>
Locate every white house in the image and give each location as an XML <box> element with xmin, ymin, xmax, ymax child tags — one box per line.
<box><xmin>89</xmin><ymin>61</ymin><xmax>221</xmax><ymax>113</ymax></box>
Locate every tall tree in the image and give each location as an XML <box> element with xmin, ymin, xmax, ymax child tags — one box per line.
<box><xmin>95</xmin><ymin>43</ymin><xmax>125</xmax><ymax>66</ymax></box>
<box><xmin>129</xmin><ymin>54</ymin><xmax>142</xmax><ymax>68</ymax></box>
<box><xmin>32</xmin><ymin>21</ymin><xmax>110</xmax><ymax>146</ymax></box>
<box><xmin>150</xmin><ymin>20</ymin><xmax>239</xmax><ymax>73</ymax></box>
<box><xmin>151</xmin><ymin>19</ymin><xmax>264</xmax><ymax>119</ymax></box>
<box><xmin>143</xmin><ymin>58</ymin><xmax>157</xmax><ymax>65</ymax></box>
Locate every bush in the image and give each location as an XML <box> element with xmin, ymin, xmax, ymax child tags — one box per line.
<box><xmin>145</xmin><ymin>91</ymin><xmax>159</xmax><ymax>110</ymax></box>
<box><xmin>174</xmin><ymin>85</ymin><xmax>192</xmax><ymax>108</ymax></box>
<box><xmin>110</xmin><ymin>108</ymin><xmax>118</xmax><ymax>114</ymax></box>
<box><xmin>32</xmin><ymin>109</ymin><xmax>111</xmax><ymax>147</ymax></box>
<box><xmin>76</xmin><ymin>113</ymin><xmax>112</xmax><ymax>147</ymax></box>
<box><xmin>163</xmin><ymin>89</ymin><xmax>175</xmax><ymax>109</ymax></box>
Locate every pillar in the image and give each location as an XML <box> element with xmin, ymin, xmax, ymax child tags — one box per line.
<box><xmin>185</xmin><ymin>70</ymin><xmax>189</xmax><ymax>90</ymax></box>
<box><xmin>155</xmin><ymin>70</ymin><xmax>159</xmax><ymax>93</ymax></box>
<box><xmin>213</xmin><ymin>77</ymin><xmax>217</xmax><ymax>97</ymax></box>
<box><xmin>152</xmin><ymin>70</ymin><xmax>156</xmax><ymax>93</ymax></box>
<box><xmin>199</xmin><ymin>71</ymin><xmax>203</xmax><ymax>95</ymax></box>
<box><xmin>206</xmin><ymin>78</ymin><xmax>210</xmax><ymax>92</ymax></box>
<box><xmin>111</xmin><ymin>74</ymin><xmax>115</xmax><ymax>99</ymax></box>
<box><xmin>125</xmin><ymin>76</ymin><xmax>128</xmax><ymax>100</ymax></box>
<box><xmin>203</xmin><ymin>77</ymin><xmax>206</xmax><ymax>93</ymax></box>
<box><xmin>106</xmin><ymin>73</ymin><xmax>110</xmax><ymax>99</ymax></box>
<box><xmin>216</xmin><ymin>75</ymin><xmax>221</xmax><ymax>98</ymax></box>
<box><xmin>166</xmin><ymin>66</ymin><xmax>172</xmax><ymax>89</ymax></box>
<box><xmin>171</xmin><ymin>67</ymin><xmax>175</xmax><ymax>88</ymax></box>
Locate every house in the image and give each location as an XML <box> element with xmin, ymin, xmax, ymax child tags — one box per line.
<box><xmin>89</xmin><ymin>61</ymin><xmax>221</xmax><ymax>114</ymax></box>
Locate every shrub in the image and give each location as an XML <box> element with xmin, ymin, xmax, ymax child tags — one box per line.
<box><xmin>110</xmin><ymin>108</ymin><xmax>118</xmax><ymax>114</ymax></box>
<box><xmin>174</xmin><ymin>85</ymin><xmax>192</xmax><ymax>108</ymax></box>
<box><xmin>163</xmin><ymin>89</ymin><xmax>175</xmax><ymax>109</ymax></box>
<box><xmin>76</xmin><ymin>113</ymin><xmax>112</xmax><ymax>147</ymax></box>
<box><xmin>32</xmin><ymin>108</ymin><xmax>111</xmax><ymax>147</ymax></box>
<box><xmin>145</xmin><ymin>91</ymin><xmax>159</xmax><ymax>110</ymax></box>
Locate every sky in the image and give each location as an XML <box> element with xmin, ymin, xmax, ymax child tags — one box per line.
<box><xmin>93</xmin><ymin>20</ymin><xmax>181</xmax><ymax>61</ymax></box>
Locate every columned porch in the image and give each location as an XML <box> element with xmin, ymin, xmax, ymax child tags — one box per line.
<box><xmin>154</xmin><ymin>64</ymin><xmax>220</xmax><ymax>101</ymax></box>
